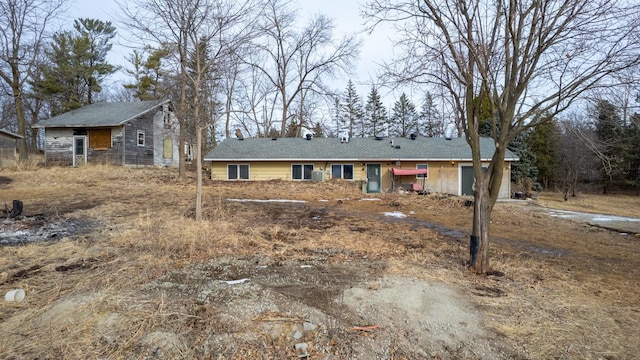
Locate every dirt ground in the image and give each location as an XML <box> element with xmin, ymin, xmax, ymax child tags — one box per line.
<box><xmin>0</xmin><ymin>166</ymin><xmax>639</xmax><ymax>359</ymax></box>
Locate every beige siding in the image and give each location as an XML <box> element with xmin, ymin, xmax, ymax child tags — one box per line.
<box><xmin>499</xmin><ymin>162</ymin><xmax>512</xmax><ymax>199</ymax></box>
<box><xmin>212</xmin><ymin>161</ymin><xmax>369</xmax><ymax>182</ymax></box>
<box><xmin>211</xmin><ymin>160</ymin><xmax>513</xmax><ymax>199</ymax></box>
<box><xmin>378</xmin><ymin>161</ymin><xmax>458</xmax><ymax>194</ymax></box>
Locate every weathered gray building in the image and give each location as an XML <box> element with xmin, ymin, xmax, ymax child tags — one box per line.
<box><xmin>0</xmin><ymin>129</ymin><xmax>22</xmax><ymax>168</ymax></box>
<box><xmin>33</xmin><ymin>100</ymin><xmax>179</xmax><ymax>167</ymax></box>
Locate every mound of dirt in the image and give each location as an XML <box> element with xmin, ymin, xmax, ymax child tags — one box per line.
<box><xmin>123</xmin><ymin>256</ymin><xmax>507</xmax><ymax>359</ymax></box>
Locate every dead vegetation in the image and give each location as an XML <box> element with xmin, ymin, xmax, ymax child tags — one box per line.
<box><xmin>0</xmin><ymin>165</ymin><xmax>639</xmax><ymax>359</ymax></box>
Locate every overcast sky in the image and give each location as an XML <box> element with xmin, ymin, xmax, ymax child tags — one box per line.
<box><xmin>69</xmin><ymin>0</ymin><xmax>396</xmax><ymax>102</ymax></box>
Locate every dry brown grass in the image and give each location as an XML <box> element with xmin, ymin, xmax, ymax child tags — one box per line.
<box><xmin>0</xmin><ymin>165</ymin><xmax>639</xmax><ymax>359</ymax></box>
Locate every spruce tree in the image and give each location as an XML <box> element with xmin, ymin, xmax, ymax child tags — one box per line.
<box><xmin>593</xmin><ymin>99</ymin><xmax>625</xmax><ymax>189</ymax></box>
<box><xmin>364</xmin><ymin>85</ymin><xmax>387</xmax><ymax>137</ymax></box>
<box><xmin>527</xmin><ymin>116</ymin><xmax>560</xmax><ymax>189</ymax></box>
<box><xmin>389</xmin><ymin>93</ymin><xmax>418</xmax><ymax>137</ymax></box>
<box><xmin>419</xmin><ymin>91</ymin><xmax>445</xmax><ymax>137</ymax></box>
<box><xmin>509</xmin><ymin>132</ymin><xmax>541</xmax><ymax>195</ymax></box>
<box><xmin>339</xmin><ymin>80</ymin><xmax>364</xmax><ymax>137</ymax></box>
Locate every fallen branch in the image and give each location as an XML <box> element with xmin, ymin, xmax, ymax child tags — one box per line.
<box><xmin>350</xmin><ymin>325</ymin><xmax>380</xmax><ymax>332</ymax></box>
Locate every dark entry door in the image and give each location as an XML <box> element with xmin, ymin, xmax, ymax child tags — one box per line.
<box><xmin>461</xmin><ymin>166</ymin><xmax>487</xmax><ymax>195</ymax></box>
<box><xmin>461</xmin><ymin>166</ymin><xmax>474</xmax><ymax>195</ymax></box>
<box><xmin>366</xmin><ymin>164</ymin><xmax>381</xmax><ymax>193</ymax></box>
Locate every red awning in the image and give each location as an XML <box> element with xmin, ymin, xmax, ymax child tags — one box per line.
<box><xmin>392</xmin><ymin>167</ymin><xmax>427</xmax><ymax>176</ymax></box>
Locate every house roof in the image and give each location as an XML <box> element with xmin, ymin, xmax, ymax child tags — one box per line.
<box><xmin>204</xmin><ymin>136</ymin><xmax>519</xmax><ymax>162</ymax></box>
<box><xmin>32</xmin><ymin>100</ymin><xmax>170</xmax><ymax>128</ymax></box>
<box><xmin>0</xmin><ymin>129</ymin><xmax>23</xmax><ymax>139</ymax></box>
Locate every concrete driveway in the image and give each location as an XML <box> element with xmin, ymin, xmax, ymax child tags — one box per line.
<box><xmin>546</xmin><ymin>209</ymin><xmax>640</xmax><ymax>234</ymax></box>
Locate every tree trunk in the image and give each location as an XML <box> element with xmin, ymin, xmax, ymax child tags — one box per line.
<box><xmin>30</xmin><ymin>110</ymin><xmax>40</xmax><ymax>151</ymax></box>
<box><xmin>195</xmin><ymin>125</ymin><xmax>203</xmax><ymax>221</ymax></box>
<box><xmin>12</xmin><ymin>68</ymin><xmax>28</xmax><ymax>161</ymax></box>
<box><xmin>467</xmin><ymin>142</ymin><xmax>503</xmax><ymax>274</ymax></box>
<box><xmin>470</xmin><ymin>184</ymin><xmax>492</xmax><ymax>274</ymax></box>
<box><xmin>280</xmin><ymin>96</ymin><xmax>288</xmax><ymax>137</ymax></box>
<box><xmin>178</xmin><ymin>41</ymin><xmax>188</xmax><ymax>178</ymax></box>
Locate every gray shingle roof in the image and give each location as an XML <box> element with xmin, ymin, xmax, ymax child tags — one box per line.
<box><xmin>32</xmin><ymin>100</ymin><xmax>169</xmax><ymax>128</ymax></box>
<box><xmin>204</xmin><ymin>136</ymin><xmax>518</xmax><ymax>162</ymax></box>
<box><xmin>0</xmin><ymin>129</ymin><xmax>23</xmax><ymax>139</ymax></box>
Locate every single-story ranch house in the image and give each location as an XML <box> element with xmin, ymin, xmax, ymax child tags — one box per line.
<box><xmin>33</xmin><ymin>100</ymin><xmax>179</xmax><ymax>167</ymax></box>
<box><xmin>204</xmin><ymin>135</ymin><xmax>519</xmax><ymax>198</ymax></box>
<box><xmin>0</xmin><ymin>129</ymin><xmax>23</xmax><ymax>168</ymax></box>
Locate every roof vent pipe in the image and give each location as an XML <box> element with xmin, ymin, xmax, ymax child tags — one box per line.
<box><xmin>305</xmin><ymin>133</ymin><xmax>312</xmax><ymax>140</ymax></box>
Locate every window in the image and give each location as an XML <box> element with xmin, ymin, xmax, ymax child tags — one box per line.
<box><xmin>162</xmin><ymin>104</ymin><xmax>172</xmax><ymax>128</ymax></box>
<box><xmin>331</xmin><ymin>164</ymin><xmax>354</xmax><ymax>180</ymax></box>
<box><xmin>137</xmin><ymin>130</ymin><xmax>145</xmax><ymax>146</ymax></box>
<box><xmin>292</xmin><ymin>164</ymin><xmax>313</xmax><ymax>180</ymax></box>
<box><xmin>416</xmin><ymin>164</ymin><xmax>428</xmax><ymax>178</ymax></box>
<box><xmin>228</xmin><ymin>164</ymin><xmax>249</xmax><ymax>180</ymax></box>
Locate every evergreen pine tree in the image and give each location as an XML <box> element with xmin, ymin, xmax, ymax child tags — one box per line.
<box><xmin>389</xmin><ymin>93</ymin><xmax>418</xmax><ymax>137</ymax></box>
<box><xmin>339</xmin><ymin>80</ymin><xmax>364</xmax><ymax>137</ymax></box>
<box><xmin>73</xmin><ymin>18</ymin><xmax>117</xmax><ymax>104</ymax></box>
<box><xmin>527</xmin><ymin>115</ymin><xmax>560</xmax><ymax>189</ymax></box>
<box><xmin>124</xmin><ymin>47</ymin><xmax>169</xmax><ymax>101</ymax></box>
<box><xmin>419</xmin><ymin>91</ymin><xmax>445</xmax><ymax>137</ymax></box>
<box><xmin>364</xmin><ymin>85</ymin><xmax>387</xmax><ymax>137</ymax></box>
<box><xmin>35</xmin><ymin>18</ymin><xmax>117</xmax><ymax>115</ymax></box>
<box><xmin>593</xmin><ymin>99</ymin><xmax>625</xmax><ymax>189</ymax></box>
<box><xmin>509</xmin><ymin>132</ymin><xmax>541</xmax><ymax>194</ymax></box>
<box><xmin>625</xmin><ymin>113</ymin><xmax>640</xmax><ymax>191</ymax></box>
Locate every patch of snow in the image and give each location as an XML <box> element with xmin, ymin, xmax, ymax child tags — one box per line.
<box><xmin>222</xmin><ymin>278</ymin><xmax>250</xmax><ymax>285</ymax></box>
<box><xmin>548</xmin><ymin>209</ymin><xmax>640</xmax><ymax>222</ymax></box>
<box><xmin>227</xmin><ymin>199</ymin><xmax>306</xmax><ymax>203</ymax></box>
<box><xmin>591</xmin><ymin>216</ymin><xmax>640</xmax><ymax>222</ymax></box>
<box><xmin>359</xmin><ymin>198</ymin><xmax>381</xmax><ymax>201</ymax></box>
<box><xmin>383</xmin><ymin>211</ymin><xmax>407</xmax><ymax>218</ymax></box>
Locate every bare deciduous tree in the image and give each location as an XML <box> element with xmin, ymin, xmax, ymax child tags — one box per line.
<box><xmin>365</xmin><ymin>0</ymin><xmax>640</xmax><ymax>273</ymax></box>
<box><xmin>244</xmin><ymin>0</ymin><xmax>360</xmax><ymax>137</ymax></box>
<box><xmin>184</xmin><ymin>1</ymin><xmax>257</xmax><ymax>221</ymax></box>
<box><xmin>0</xmin><ymin>0</ymin><xmax>67</xmax><ymax>160</ymax></box>
<box><xmin>558</xmin><ymin>115</ymin><xmax>599</xmax><ymax>200</ymax></box>
<box><xmin>118</xmin><ymin>0</ymin><xmax>206</xmax><ymax>178</ymax></box>
<box><xmin>120</xmin><ymin>0</ymin><xmax>258</xmax><ymax>219</ymax></box>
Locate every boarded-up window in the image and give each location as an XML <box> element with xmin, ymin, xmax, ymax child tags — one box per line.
<box><xmin>88</xmin><ymin>129</ymin><xmax>111</xmax><ymax>150</ymax></box>
<box><xmin>163</xmin><ymin>137</ymin><xmax>172</xmax><ymax>159</ymax></box>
